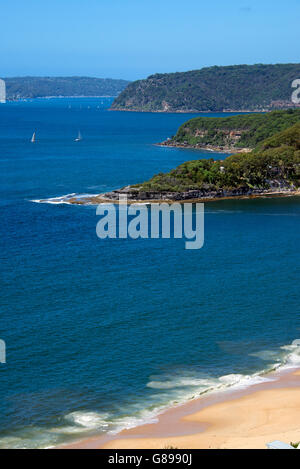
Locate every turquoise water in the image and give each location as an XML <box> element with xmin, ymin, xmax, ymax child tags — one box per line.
<box><xmin>1</xmin><ymin>98</ymin><xmax>300</xmax><ymax>448</ymax></box>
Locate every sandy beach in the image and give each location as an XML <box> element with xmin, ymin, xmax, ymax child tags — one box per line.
<box><xmin>61</xmin><ymin>368</ymin><xmax>300</xmax><ymax>450</ymax></box>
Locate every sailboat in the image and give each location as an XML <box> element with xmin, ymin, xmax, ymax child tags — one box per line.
<box><xmin>31</xmin><ymin>132</ymin><xmax>36</xmax><ymax>143</ymax></box>
<box><xmin>75</xmin><ymin>131</ymin><xmax>82</xmax><ymax>142</ymax></box>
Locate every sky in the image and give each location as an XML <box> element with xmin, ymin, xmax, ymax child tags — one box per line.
<box><xmin>1</xmin><ymin>0</ymin><xmax>299</xmax><ymax>80</ymax></box>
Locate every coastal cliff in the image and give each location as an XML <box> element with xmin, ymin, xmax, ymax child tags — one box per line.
<box><xmin>111</xmin><ymin>64</ymin><xmax>300</xmax><ymax>112</ymax></box>
<box><xmin>160</xmin><ymin>109</ymin><xmax>300</xmax><ymax>152</ymax></box>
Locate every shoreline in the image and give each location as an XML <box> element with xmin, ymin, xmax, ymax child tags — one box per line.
<box><xmin>60</xmin><ymin>366</ymin><xmax>300</xmax><ymax>449</ymax></box>
<box><xmin>156</xmin><ymin>142</ymin><xmax>252</xmax><ymax>154</ymax></box>
<box><xmin>34</xmin><ymin>189</ymin><xmax>300</xmax><ymax>207</ymax></box>
<box><xmin>109</xmin><ymin>108</ymin><xmax>272</xmax><ymax>114</ymax></box>
<box><xmin>6</xmin><ymin>96</ymin><xmax>118</xmax><ymax>102</ymax></box>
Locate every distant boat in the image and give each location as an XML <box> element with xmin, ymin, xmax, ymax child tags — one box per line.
<box><xmin>75</xmin><ymin>131</ymin><xmax>82</xmax><ymax>142</ymax></box>
<box><xmin>31</xmin><ymin>132</ymin><xmax>36</xmax><ymax>143</ymax></box>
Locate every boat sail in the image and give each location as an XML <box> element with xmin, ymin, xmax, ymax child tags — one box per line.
<box><xmin>75</xmin><ymin>131</ymin><xmax>82</xmax><ymax>142</ymax></box>
<box><xmin>31</xmin><ymin>132</ymin><xmax>36</xmax><ymax>143</ymax></box>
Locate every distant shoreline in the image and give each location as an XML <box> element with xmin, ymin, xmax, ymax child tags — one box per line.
<box><xmin>36</xmin><ymin>95</ymin><xmax>117</xmax><ymax>98</ymax></box>
<box><xmin>110</xmin><ymin>108</ymin><xmax>268</xmax><ymax>113</ymax></box>
<box><xmin>7</xmin><ymin>95</ymin><xmax>117</xmax><ymax>101</ymax></box>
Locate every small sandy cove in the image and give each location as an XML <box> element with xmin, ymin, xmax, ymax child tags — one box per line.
<box><xmin>61</xmin><ymin>369</ymin><xmax>300</xmax><ymax>450</ymax></box>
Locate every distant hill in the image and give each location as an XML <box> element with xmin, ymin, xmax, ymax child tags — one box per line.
<box><xmin>4</xmin><ymin>77</ymin><xmax>130</xmax><ymax>99</ymax></box>
<box><xmin>111</xmin><ymin>64</ymin><xmax>300</xmax><ymax>112</ymax></box>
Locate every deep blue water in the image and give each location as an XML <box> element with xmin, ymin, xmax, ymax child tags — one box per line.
<box><xmin>1</xmin><ymin>98</ymin><xmax>300</xmax><ymax>448</ymax></box>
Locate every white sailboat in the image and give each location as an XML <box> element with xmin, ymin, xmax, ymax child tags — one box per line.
<box><xmin>31</xmin><ymin>132</ymin><xmax>36</xmax><ymax>143</ymax></box>
<box><xmin>75</xmin><ymin>131</ymin><xmax>82</xmax><ymax>142</ymax></box>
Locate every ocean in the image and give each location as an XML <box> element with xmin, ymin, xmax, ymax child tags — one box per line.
<box><xmin>0</xmin><ymin>98</ymin><xmax>300</xmax><ymax>448</ymax></box>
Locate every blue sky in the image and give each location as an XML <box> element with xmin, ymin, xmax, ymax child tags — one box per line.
<box><xmin>1</xmin><ymin>0</ymin><xmax>299</xmax><ymax>80</ymax></box>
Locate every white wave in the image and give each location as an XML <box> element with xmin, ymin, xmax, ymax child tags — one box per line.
<box><xmin>73</xmin><ymin>193</ymin><xmax>100</xmax><ymax>199</ymax></box>
<box><xmin>0</xmin><ymin>436</ymin><xmax>24</xmax><ymax>449</ymax></box>
<box><xmin>132</xmin><ymin>202</ymin><xmax>151</xmax><ymax>206</ymax></box>
<box><xmin>147</xmin><ymin>372</ymin><xmax>274</xmax><ymax>401</ymax></box>
<box><xmin>107</xmin><ymin>409</ymin><xmax>160</xmax><ymax>435</ymax></box>
<box><xmin>31</xmin><ymin>193</ymin><xmax>77</xmax><ymax>205</ymax></box>
<box><xmin>0</xmin><ymin>432</ymin><xmax>60</xmax><ymax>450</ymax></box>
<box><xmin>34</xmin><ymin>200</ymin><xmax>71</xmax><ymax>205</ymax></box>
<box><xmin>219</xmin><ymin>373</ymin><xmax>274</xmax><ymax>389</ymax></box>
<box><xmin>279</xmin><ymin>343</ymin><xmax>300</xmax><ymax>369</ymax></box>
<box><xmin>147</xmin><ymin>377</ymin><xmax>218</xmax><ymax>390</ymax></box>
<box><xmin>31</xmin><ymin>192</ymin><xmax>102</xmax><ymax>205</ymax></box>
<box><xmin>48</xmin><ymin>426</ymin><xmax>90</xmax><ymax>435</ymax></box>
<box><xmin>249</xmin><ymin>349</ymin><xmax>283</xmax><ymax>361</ymax></box>
<box><xmin>64</xmin><ymin>411</ymin><xmax>110</xmax><ymax>430</ymax></box>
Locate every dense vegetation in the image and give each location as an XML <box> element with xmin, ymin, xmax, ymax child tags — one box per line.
<box><xmin>4</xmin><ymin>77</ymin><xmax>130</xmax><ymax>99</ymax></box>
<box><xmin>170</xmin><ymin>109</ymin><xmax>300</xmax><ymax>149</ymax></box>
<box><xmin>111</xmin><ymin>64</ymin><xmax>300</xmax><ymax>112</ymax></box>
<box><xmin>134</xmin><ymin>122</ymin><xmax>300</xmax><ymax>193</ymax></box>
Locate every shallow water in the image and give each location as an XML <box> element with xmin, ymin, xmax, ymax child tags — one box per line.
<box><xmin>0</xmin><ymin>98</ymin><xmax>300</xmax><ymax>448</ymax></box>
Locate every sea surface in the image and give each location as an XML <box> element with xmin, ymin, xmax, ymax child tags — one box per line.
<box><xmin>0</xmin><ymin>98</ymin><xmax>300</xmax><ymax>448</ymax></box>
